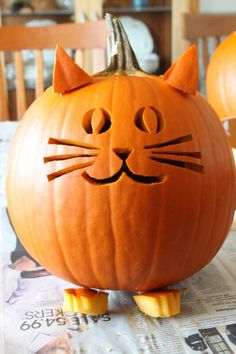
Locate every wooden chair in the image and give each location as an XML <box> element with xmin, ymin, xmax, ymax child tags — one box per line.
<box><xmin>0</xmin><ymin>20</ymin><xmax>109</xmax><ymax>121</ymax></box>
<box><xmin>182</xmin><ymin>13</ymin><xmax>236</xmax><ymax>93</ymax></box>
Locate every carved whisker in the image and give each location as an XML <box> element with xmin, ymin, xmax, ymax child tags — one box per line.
<box><xmin>150</xmin><ymin>156</ymin><xmax>204</xmax><ymax>174</ymax></box>
<box><xmin>48</xmin><ymin>137</ymin><xmax>100</xmax><ymax>150</ymax></box>
<box><xmin>44</xmin><ymin>153</ymin><xmax>98</xmax><ymax>163</ymax></box>
<box><xmin>145</xmin><ymin>134</ymin><xmax>193</xmax><ymax>150</ymax></box>
<box><xmin>47</xmin><ymin>161</ymin><xmax>94</xmax><ymax>181</ymax></box>
<box><xmin>151</xmin><ymin>151</ymin><xmax>201</xmax><ymax>159</ymax></box>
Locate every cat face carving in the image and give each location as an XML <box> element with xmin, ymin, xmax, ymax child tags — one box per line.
<box><xmin>42</xmin><ymin>45</ymin><xmax>205</xmax><ymax>186</ymax></box>
<box><xmin>44</xmin><ymin>101</ymin><xmax>203</xmax><ymax>185</ymax></box>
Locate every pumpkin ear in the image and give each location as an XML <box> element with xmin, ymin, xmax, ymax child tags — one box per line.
<box><xmin>163</xmin><ymin>45</ymin><xmax>198</xmax><ymax>95</ymax></box>
<box><xmin>53</xmin><ymin>45</ymin><xmax>93</xmax><ymax>94</ymax></box>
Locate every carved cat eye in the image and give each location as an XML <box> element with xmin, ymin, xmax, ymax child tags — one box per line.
<box><xmin>135</xmin><ymin>106</ymin><xmax>164</xmax><ymax>134</ymax></box>
<box><xmin>83</xmin><ymin>108</ymin><xmax>111</xmax><ymax>134</ymax></box>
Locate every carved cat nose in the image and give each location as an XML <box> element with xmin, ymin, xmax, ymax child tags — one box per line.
<box><xmin>113</xmin><ymin>148</ymin><xmax>132</xmax><ymax>160</ymax></box>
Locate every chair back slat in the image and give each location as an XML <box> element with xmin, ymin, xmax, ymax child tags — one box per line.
<box><xmin>183</xmin><ymin>13</ymin><xmax>236</xmax><ymax>40</ymax></box>
<box><xmin>82</xmin><ymin>50</ymin><xmax>93</xmax><ymax>74</ymax></box>
<box><xmin>201</xmin><ymin>38</ymin><xmax>209</xmax><ymax>73</ymax></box>
<box><xmin>0</xmin><ymin>52</ymin><xmax>9</xmax><ymax>121</ymax></box>
<box><xmin>14</xmin><ymin>51</ymin><xmax>26</xmax><ymax>120</ymax></box>
<box><xmin>92</xmin><ymin>48</ymin><xmax>107</xmax><ymax>73</ymax></box>
<box><xmin>75</xmin><ymin>49</ymin><xmax>84</xmax><ymax>68</ymax></box>
<box><xmin>78</xmin><ymin>48</ymin><xmax>107</xmax><ymax>74</ymax></box>
<box><xmin>215</xmin><ymin>36</ymin><xmax>221</xmax><ymax>48</ymax></box>
<box><xmin>35</xmin><ymin>50</ymin><xmax>44</xmax><ymax>98</ymax></box>
<box><xmin>0</xmin><ymin>21</ymin><xmax>108</xmax><ymax>51</ymax></box>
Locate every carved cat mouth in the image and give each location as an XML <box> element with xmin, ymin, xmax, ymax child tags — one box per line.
<box><xmin>44</xmin><ymin>134</ymin><xmax>204</xmax><ymax>184</ymax></box>
<box><xmin>82</xmin><ymin>159</ymin><xmax>165</xmax><ymax>185</ymax></box>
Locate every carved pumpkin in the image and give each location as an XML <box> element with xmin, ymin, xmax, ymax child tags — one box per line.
<box><xmin>206</xmin><ymin>32</ymin><xmax>236</xmax><ymax>119</ymax></box>
<box><xmin>6</xmin><ymin>15</ymin><xmax>236</xmax><ymax>292</ymax></box>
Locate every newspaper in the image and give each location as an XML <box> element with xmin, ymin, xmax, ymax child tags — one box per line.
<box><xmin>1</xmin><ymin>122</ymin><xmax>236</xmax><ymax>354</ymax></box>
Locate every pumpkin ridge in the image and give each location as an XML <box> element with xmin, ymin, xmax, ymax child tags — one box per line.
<box><xmin>108</xmin><ymin>184</ymin><xmax>120</xmax><ymax>288</ymax></box>
<box><xmin>23</xmin><ymin>124</ymin><xmax>48</xmax><ymax>268</ymax></box>
<box><xmin>192</xmin><ymin>96</ymin><xmax>226</xmax><ymax>263</ymax></box>
<box><xmin>176</xmin><ymin>99</ymin><xmax>204</xmax><ymax>277</ymax></box>
<box><xmin>68</xmin><ymin>94</ymin><xmax>106</xmax><ymax>286</ymax></box>
<box><xmin>51</xmin><ymin>166</ymin><xmax>81</xmax><ymax>284</ymax></box>
<box><xmin>210</xmin><ymin>116</ymin><xmax>236</xmax><ymax>248</ymax></box>
<box><xmin>192</xmin><ymin>97</ymin><xmax>219</xmax><ymax>264</ymax></box>
<box><xmin>8</xmin><ymin>118</ymin><xmax>50</xmax><ymax>272</ymax></box>
<box><xmin>50</xmin><ymin>106</ymin><xmax>85</xmax><ymax>284</ymax></box>
<box><xmin>131</xmin><ymin>76</ymin><xmax>164</xmax><ymax>290</ymax></box>
<box><xmin>108</xmin><ymin>76</ymin><xmax>122</xmax><ymax>289</ymax></box>
<box><xmin>141</xmin><ymin>184</ymin><xmax>164</xmax><ymax>290</ymax></box>
<box><xmin>112</xmin><ymin>77</ymin><xmax>158</xmax><ymax>290</ymax></box>
<box><xmin>84</xmin><ymin>181</ymin><xmax>108</xmax><ymax>288</ymax></box>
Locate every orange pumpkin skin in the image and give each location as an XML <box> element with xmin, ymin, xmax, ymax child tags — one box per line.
<box><xmin>206</xmin><ymin>32</ymin><xmax>236</xmax><ymax>118</ymax></box>
<box><xmin>6</xmin><ymin>74</ymin><xmax>236</xmax><ymax>292</ymax></box>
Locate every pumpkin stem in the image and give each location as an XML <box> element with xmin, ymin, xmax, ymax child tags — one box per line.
<box><xmin>96</xmin><ymin>13</ymin><xmax>143</xmax><ymax>76</ymax></box>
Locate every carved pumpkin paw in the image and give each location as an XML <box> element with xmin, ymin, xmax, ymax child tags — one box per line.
<box><xmin>63</xmin><ymin>288</ymin><xmax>109</xmax><ymax>316</ymax></box>
<box><xmin>133</xmin><ymin>289</ymin><xmax>180</xmax><ymax>318</ymax></box>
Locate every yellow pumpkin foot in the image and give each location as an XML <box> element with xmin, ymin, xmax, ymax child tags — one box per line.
<box><xmin>63</xmin><ymin>288</ymin><xmax>109</xmax><ymax>315</ymax></box>
<box><xmin>133</xmin><ymin>289</ymin><xmax>180</xmax><ymax>318</ymax></box>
